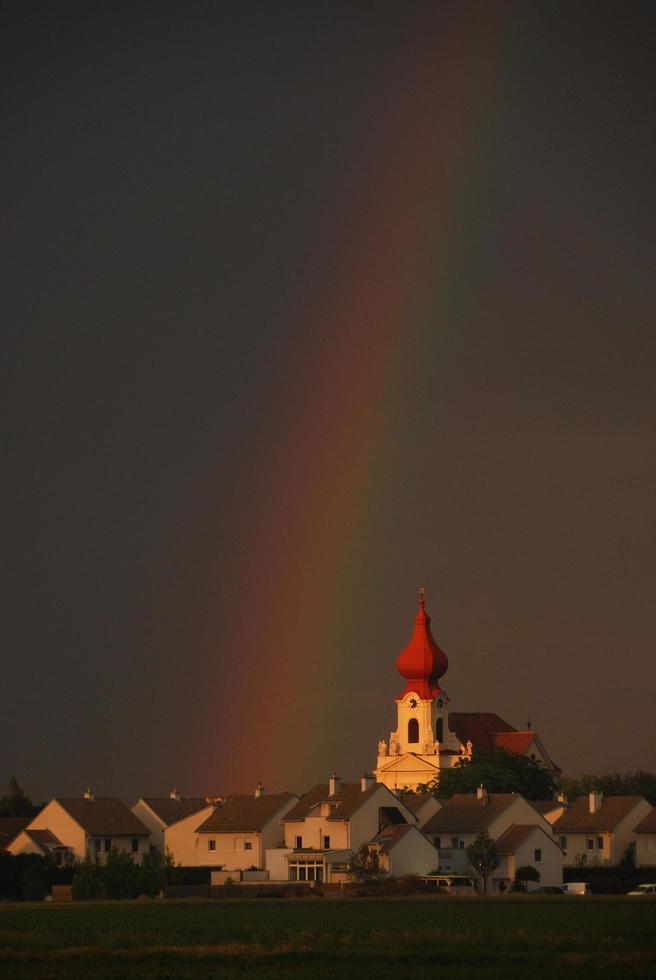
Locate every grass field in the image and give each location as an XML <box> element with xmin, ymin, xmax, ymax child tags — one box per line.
<box><xmin>1</xmin><ymin>897</ymin><xmax>655</xmax><ymax>979</ymax></box>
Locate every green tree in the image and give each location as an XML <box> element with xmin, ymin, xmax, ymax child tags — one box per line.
<box><xmin>514</xmin><ymin>864</ymin><xmax>541</xmax><ymax>891</ymax></box>
<box><xmin>102</xmin><ymin>848</ymin><xmax>140</xmax><ymax>899</ymax></box>
<box><xmin>560</xmin><ymin>771</ymin><xmax>656</xmax><ymax>805</ymax></box>
<box><xmin>346</xmin><ymin>844</ymin><xmax>385</xmax><ymax>883</ymax></box>
<box><xmin>136</xmin><ymin>848</ymin><xmax>175</xmax><ymax>897</ymax></box>
<box><xmin>466</xmin><ymin>831</ymin><xmax>499</xmax><ymax>896</ymax></box>
<box><xmin>0</xmin><ymin>776</ymin><xmax>40</xmax><ymax>817</ymax></box>
<box><xmin>72</xmin><ymin>856</ymin><xmax>103</xmax><ymax>900</ymax></box>
<box><xmin>431</xmin><ymin>749</ymin><xmax>558</xmax><ymax>801</ymax></box>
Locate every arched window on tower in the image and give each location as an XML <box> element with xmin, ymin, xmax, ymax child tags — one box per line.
<box><xmin>435</xmin><ymin>718</ymin><xmax>443</xmax><ymax>743</ymax></box>
<box><xmin>408</xmin><ymin>718</ymin><xmax>419</xmax><ymax>743</ymax></box>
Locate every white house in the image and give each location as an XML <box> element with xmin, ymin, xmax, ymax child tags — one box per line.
<box><xmin>165</xmin><ymin>788</ymin><xmax>297</xmax><ymax>869</ymax></box>
<box><xmin>369</xmin><ymin>823</ymin><xmax>439</xmax><ymax>878</ymax></box>
<box><xmin>634</xmin><ymin>807</ymin><xmax>656</xmax><ymax>868</ymax></box>
<box><xmin>552</xmin><ymin>792</ymin><xmax>652</xmax><ymax>866</ymax></box>
<box><xmin>422</xmin><ymin>789</ymin><xmax>556</xmax><ymax>879</ymax></box>
<box><xmin>132</xmin><ymin>790</ymin><xmax>217</xmax><ymax>852</ymax></box>
<box><xmin>267</xmin><ymin>774</ymin><xmax>422</xmax><ymax>883</ymax></box>
<box><xmin>8</xmin><ymin>790</ymin><xmax>151</xmax><ymax>863</ymax></box>
<box><xmin>494</xmin><ymin>824</ymin><xmax>563</xmax><ymax>890</ymax></box>
<box><xmin>374</xmin><ymin>592</ymin><xmax>559</xmax><ymax>792</ymax></box>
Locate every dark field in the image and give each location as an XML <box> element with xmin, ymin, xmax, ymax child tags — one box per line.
<box><xmin>1</xmin><ymin>897</ymin><xmax>655</xmax><ymax>979</ymax></box>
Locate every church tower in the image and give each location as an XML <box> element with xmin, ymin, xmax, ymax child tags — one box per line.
<box><xmin>374</xmin><ymin>589</ymin><xmax>463</xmax><ymax>791</ymax></box>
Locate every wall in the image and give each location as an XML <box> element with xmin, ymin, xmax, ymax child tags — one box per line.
<box><xmin>349</xmin><ymin>786</ymin><xmax>416</xmax><ymax>852</ymax></box>
<box><xmin>131</xmin><ymin>800</ymin><xmax>166</xmax><ymax>851</ymax></box>
<box><xmin>636</xmin><ymin>833</ymin><xmax>656</xmax><ymax>868</ymax></box>
<box><xmin>8</xmin><ymin>801</ymin><xmax>86</xmax><ymax>860</ymax></box>
<box><xmin>387</xmin><ymin>829</ymin><xmax>439</xmax><ymax>877</ymax></box>
<box><xmin>163</xmin><ymin>805</ymin><xmax>216</xmax><ymax>866</ymax></box>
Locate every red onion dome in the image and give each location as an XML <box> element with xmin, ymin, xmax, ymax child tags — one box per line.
<box><xmin>396</xmin><ymin>588</ymin><xmax>448</xmax><ymax>699</ymax></box>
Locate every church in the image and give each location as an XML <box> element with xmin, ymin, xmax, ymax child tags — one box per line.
<box><xmin>374</xmin><ymin>589</ymin><xmax>559</xmax><ymax>791</ymax></box>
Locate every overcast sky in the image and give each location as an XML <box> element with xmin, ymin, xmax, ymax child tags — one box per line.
<box><xmin>2</xmin><ymin>1</ymin><xmax>655</xmax><ymax>803</ymax></box>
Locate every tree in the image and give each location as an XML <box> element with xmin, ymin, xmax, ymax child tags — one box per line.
<box><xmin>0</xmin><ymin>776</ymin><xmax>40</xmax><ymax>817</ymax></box>
<box><xmin>71</xmin><ymin>856</ymin><xmax>103</xmax><ymax>900</ymax></box>
<box><xmin>346</xmin><ymin>844</ymin><xmax>385</xmax><ymax>883</ymax></box>
<box><xmin>466</xmin><ymin>831</ymin><xmax>499</xmax><ymax>896</ymax></box>
<box><xmin>430</xmin><ymin>749</ymin><xmax>558</xmax><ymax>801</ymax></box>
<box><xmin>559</xmin><ymin>771</ymin><xmax>656</xmax><ymax>805</ymax></box>
<box><xmin>514</xmin><ymin>864</ymin><xmax>540</xmax><ymax>892</ymax></box>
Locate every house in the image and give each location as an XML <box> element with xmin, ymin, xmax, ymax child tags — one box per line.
<box><xmin>0</xmin><ymin>817</ymin><xmax>31</xmax><ymax>852</ymax></box>
<box><xmin>165</xmin><ymin>786</ymin><xmax>297</xmax><ymax>869</ymax></box>
<box><xmin>494</xmin><ymin>824</ymin><xmax>563</xmax><ymax>890</ymax></box>
<box><xmin>634</xmin><ymin>808</ymin><xmax>656</xmax><ymax>868</ymax></box>
<box><xmin>266</xmin><ymin>773</ymin><xmax>424</xmax><ymax>883</ymax></box>
<box><xmin>528</xmin><ymin>797</ymin><xmax>568</xmax><ymax>826</ymax></box>
<box><xmin>132</xmin><ymin>789</ymin><xmax>217</xmax><ymax>852</ymax></box>
<box><xmin>369</xmin><ymin>823</ymin><xmax>439</xmax><ymax>878</ymax></box>
<box><xmin>374</xmin><ymin>591</ymin><xmax>559</xmax><ymax>791</ymax></box>
<box><xmin>8</xmin><ymin>790</ymin><xmax>151</xmax><ymax>863</ymax></box>
<box><xmin>552</xmin><ymin>792</ymin><xmax>652</xmax><ymax>866</ymax></box>
<box><xmin>421</xmin><ymin>788</ymin><xmax>555</xmax><ymax>879</ymax></box>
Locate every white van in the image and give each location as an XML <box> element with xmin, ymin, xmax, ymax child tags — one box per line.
<box><xmin>563</xmin><ymin>881</ymin><xmax>592</xmax><ymax>896</ymax></box>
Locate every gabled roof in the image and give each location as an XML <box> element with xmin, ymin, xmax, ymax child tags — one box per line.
<box><xmin>553</xmin><ymin>796</ymin><xmax>647</xmax><ymax>833</ymax></box>
<box><xmin>449</xmin><ymin>713</ymin><xmax>517</xmax><ymax>752</ymax></box>
<box><xmin>0</xmin><ymin>817</ymin><xmax>31</xmax><ymax>850</ymax></box>
<box><xmin>423</xmin><ymin>794</ymin><xmax>520</xmax><ymax>834</ymax></box>
<box><xmin>373</xmin><ymin>823</ymin><xmax>416</xmax><ymax>854</ymax></box>
<box><xmin>495</xmin><ymin>823</ymin><xmax>557</xmax><ymax>856</ymax></box>
<box><xmin>493</xmin><ymin>732</ymin><xmax>535</xmax><ymax>754</ymax></box>
<box><xmin>528</xmin><ymin>799</ymin><xmax>564</xmax><ymax>816</ymax></box>
<box><xmin>54</xmin><ymin>798</ymin><xmax>151</xmax><ymax>836</ymax></box>
<box><xmin>634</xmin><ymin>808</ymin><xmax>656</xmax><ymax>834</ymax></box>
<box><xmin>284</xmin><ymin>782</ymin><xmax>380</xmax><ymax>822</ymax></box>
<box><xmin>25</xmin><ymin>828</ymin><xmax>64</xmax><ymax>848</ymax></box>
<box><xmin>196</xmin><ymin>794</ymin><xmax>295</xmax><ymax>833</ymax></box>
<box><xmin>141</xmin><ymin>798</ymin><xmax>211</xmax><ymax>827</ymax></box>
<box><xmin>400</xmin><ymin>793</ymin><xmax>433</xmax><ymax>816</ymax></box>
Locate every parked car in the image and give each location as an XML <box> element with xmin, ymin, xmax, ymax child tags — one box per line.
<box><xmin>563</xmin><ymin>882</ymin><xmax>592</xmax><ymax>896</ymax></box>
<box><xmin>627</xmin><ymin>883</ymin><xmax>656</xmax><ymax>896</ymax></box>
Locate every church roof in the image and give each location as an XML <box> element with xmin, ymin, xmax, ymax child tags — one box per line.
<box><xmin>196</xmin><ymin>793</ymin><xmax>294</xmax><ymax>833</ymax></box>
<box><xmin>448</xmin><ymin>713</ymin><xmax>517</xmax><ymax>752</ymax></box>
<box><xmin>634</xmin><ymin>808</ymin><xmax>656</xmax><ymax>833</ymax></box>
<box><xmin>422</xmin><ymin>793</ymin><xmax>520</xmax><ymax>833</ymax></box>
<box><xmin>141</xmin><ymin>798</ymin><xmax>211</xmax><ymax>827</ymax></box>
<box><xmin>284</xmin><ymin>782</ymin><xmax>379</xmax><ymax>822</ymax></box>
<box><xmin>492</xmin><ymin>731</ymin><xmax>535</xmax><ymax>754</ymax></box>
<box><xmin>553</xmin><ymin>796</ymin><xmax>647</xmax><ymax>833</ymax></box>
<box><xmin>396</xmin><ymin>590</ymin><xmax>448</xmax><ymax>700</ymax></box>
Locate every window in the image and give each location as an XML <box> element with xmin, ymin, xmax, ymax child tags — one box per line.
<box><xmin>435</xmin><ymin>836</ymin><xmax>441</xmax><ymax>850</ymax></box>
<box><xmin>587</xmin><ymin>838</ymin><xmax>594</xmax><ymax>850</ymax></box>
<box><xmin>534</xmin><ymin>848</ymin><xmax>542</xmax><ymax>863</ymax></box>
<box><xmin>244</xmin><ymin>840</ymin><xmax>253</xmax><ymax>851</ymax></box>
<box><xmin>295</xmin><ymin>836</ymin><xmax>302</xmax><ymax>849</ymax></box>
<box><xmin>288</xmin><ymin>860</ymin><xmax>324</xmax><ymax>882</ymax></box>
<box><xmin>435</xmin><ymin>718</ymin><xmax>443</xmax><ymax>742</ymax></box>
<box><xmin>408</xmin><ymin>718</ymin><xmax>419</xmax><ymax>743</ymax></box>
<box><xmin>208</xmin><ymin>839</ymin><xmax>216</xmax><ymax>852</ymax></box>
<box><xmin>597</xmin><ymin>837</ymin><xmax>603</xmax><ymax>850</ymax></box>
<box><xmin>104</xmin><ymin>838</ymin><xmax>111</xmax><ymax>853</ymax></box>
<box><xmin>323</xmin><ymin>835</ymin><xmax>330</xmax><ymax>849</ymax></box>
<box><xmin>559</xmin><ymin>836</ymin><xmax>567</xmax><ymax>853</ymax></box>
<box><xmin>131</xmin><ymin>838</ymin><xmax>139</xmax><ymax>854</ymax></box>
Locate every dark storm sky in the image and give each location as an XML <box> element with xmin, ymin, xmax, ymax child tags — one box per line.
<box><xmin>1</xmin><ymin>1</ymin><xmax>655</xmax><ymax>802</ymax></box>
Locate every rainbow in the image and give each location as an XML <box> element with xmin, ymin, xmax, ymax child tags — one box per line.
<box><xmin>190</xmin><ymin>5</ymin><xmax>507</xmax><ymax>792</ymax></box>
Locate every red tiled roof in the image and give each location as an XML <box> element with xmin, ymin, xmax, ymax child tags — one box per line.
<box><xmin>553</xmin><ymin>796</ymin><xmax>647</xmax><ymax>833</ymax></box>
<box><xmin>196</xmin><ymin>794</ymin><xmax>294</xmax><ymax>833</ymax></box>
<box><xmin>449</xmin><ymin>713</ymin><xmax>517</xmax><ymax>752</ymax></box>
<box><xmin>423</xmin><ymin>793</ymin><xmax>520</xmax><ymax>833</ymax></box>
<box><xmin>634</xmin><ymin>808</ymin><xmax>656</xmax><ymax>833</ymax></box>
<box><xmin>493</xmin><ymin>732</ymin><xmax>535</xmax><ymax>754</ymax></box>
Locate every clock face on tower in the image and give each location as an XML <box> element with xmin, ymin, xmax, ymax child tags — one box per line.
<box><xmin>407</xmin><ymin>696</ymin><xmax>419</xmax><ymax>710</ymax></box>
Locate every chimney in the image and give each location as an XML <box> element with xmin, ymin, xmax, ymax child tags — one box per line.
<box><xmin>83</xmin><ymin>787</ymin><xmax>95</xmax><ymax>801</ymax></box>
<box><xmin>254</xmin><ymin>782</ymin><xmax>264</xmax><ymax>798</ymax></box>
<box><xmin>328</xmin><ymin>773</ymin><xmax>341</xmax><ymax>797</ymax></box>
<box><xmin>169</xmin><ymin>788</ymin><xmax>181</xmax><ymax>801</ymax></box>
<box><xmin>361</xmin><ymin>773</ymin><xmax>375</xmax><ymax>793</ymax></box>
<box><xmin>589</xmin><ymin>791</ymin><xmax>603</xmax><ymax>814</ymax></box>
<box><xmin>476</xmin><ymin>784</ymin><xmax>488</xmax><ymax>805</ymax></box>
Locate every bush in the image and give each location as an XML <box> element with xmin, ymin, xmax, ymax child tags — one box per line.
<box><xmin>72</xmin><ymin>856</ymin><xmax>103</xmax><ymax>900</ymax></box>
